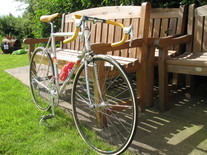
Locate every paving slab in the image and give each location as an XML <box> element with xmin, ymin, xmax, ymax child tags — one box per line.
<box><xmin>5</xmin><ymin>66</ymin><xmax>30</xmax><ymax>86</ymax></box>
<box><xmin>4</xmin><ymin>65</ymin><xmax>207</xmax><ymax>155</ymax></box>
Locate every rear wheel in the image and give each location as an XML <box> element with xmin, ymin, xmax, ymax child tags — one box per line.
<box><xmin>72</xmin><ymin>55</ymin><xmax>138</xmax><ymax>154</ymax></box>
<box><xmin>29</xmin><ymin>47</ymin><xmax>57</xmax><ymax>111</ymax></box>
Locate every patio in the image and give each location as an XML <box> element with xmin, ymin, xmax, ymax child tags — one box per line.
<box><xmin>5</xmin><ymin>65</ymin><xmax>207</xmax><ymax>155</ymax></box>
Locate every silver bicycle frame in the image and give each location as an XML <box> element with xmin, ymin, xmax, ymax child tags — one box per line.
<box><xmin>46</xmin><ymin>21</ymin><xmax>105</xmax><ymax>108</ymax></box>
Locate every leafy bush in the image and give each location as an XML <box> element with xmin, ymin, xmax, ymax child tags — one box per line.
<box><xmin>0</xmin><ymin>14</ymin><xmax>33</xmax><ymax>40</ymax></box>
<box><xmin>1</xmin><ymin>0</ymin><xmax>206</xmax><ymax>41</ymax></box>
<box><xmin>11</xmin><ymin>49</ymin><xmax>27</xmax><ymax>55</ymax></box>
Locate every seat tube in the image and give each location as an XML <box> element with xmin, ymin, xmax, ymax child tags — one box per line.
<box><xmin>50</xmin><ymin>22</ymin><xmax>59</xmax><ymax>89</ymax></box>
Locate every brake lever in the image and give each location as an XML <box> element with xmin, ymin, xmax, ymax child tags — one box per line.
<box><xmin>129</xmin><ymin>25</ymin><xmax>133</xmax><ymax>47</ymax></box>
<box><xmin>124</xmin><ymin>25</ymin><xmax>133</xmax><ymax>47</ymax></box>
<box><xmin>80</xmin><ymin>20</ymin><xmax>85</xmax><ymax>42</ymax></box>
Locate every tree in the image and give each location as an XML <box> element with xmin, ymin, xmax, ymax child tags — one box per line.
<box><xmin>14</xmin><ymin>0</ymin><xmax>207</xmax><ymax>39</ymax></box>
<box><xmin>15</xmin><ymin>0</ymin><xmax>88</xmax><ymax>38</ymax></box>
<box><xmin>0</xmin><ymin>14</ymin><xmax>32</xmax><ymax>40</ymax></box>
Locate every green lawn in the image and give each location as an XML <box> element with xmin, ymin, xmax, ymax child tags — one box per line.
<box><xmin>0</xmin><ymin>53</ymin><xmax>135</xmax><ymax>154</ymax></box>
<box><xmin>0</xmin><ymin>53</ymin><xmax>97</xmax><ymax>154</ymax></box>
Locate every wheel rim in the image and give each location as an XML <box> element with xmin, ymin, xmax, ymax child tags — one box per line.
<box><xmin>72</xmin><ymin>56</ymin><xmax>137</xmax><ymax>154</ymax></box>
<box><xmin>30</xmin><ymin>48</ymin><xmax>55</xmax><ymax>111</ymax></box>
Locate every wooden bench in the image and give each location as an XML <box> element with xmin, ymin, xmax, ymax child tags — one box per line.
<box><xmin>24</xmin><ymin>2</ymin><xmax>152</xmax><ymax>111</ymax></box>
<box><xmin>151</xmin><ymin>5</ymin><xmax>187</xmax><ymax>61</ymax></box>
<box><xmin>23</xmin><ymin>2</ymin><xmax>187</xmax><ymax>111</ymax></box>
<box><xmin>146</xmin><ymin>5</ymin><xmax>187</xmax><ymax>108</ymax></box>
<box><xmin>155</xmin><ymin>4</ymin><xmax>207</xmax><ymax>111</ymax></box>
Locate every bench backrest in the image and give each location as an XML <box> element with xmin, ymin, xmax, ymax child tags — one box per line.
<box><xmin>149</xmin><ymin>6</ymin><xmax>187</xmax><ymax>38</ymax></box>
<box><xmin>150</xmin><ymin>6</ymin><xmax>187</xmax><ymax>54</ymax></box>
<box><xmin>60</xmin><ymin>3</ymin><xmax>150</xmax><ymax>60</ymax></box>
<box><xmin>188</xmin><ymin>5</ymin><xmax>207</xmax><ymax>53</ymax></box>
<box><xmin>60</xmin><ymin>3</ymin><xmax>186</xmax><ymax>59</ymax></box>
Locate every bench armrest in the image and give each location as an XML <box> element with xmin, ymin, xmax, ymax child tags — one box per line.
<box><xmin>23</xmin><ymin>37</ymin><xmax>64</xmax><ymax>44</ymax></box>
<box><xmin>154</xmin><ymin>34</ymin><xmax>192</xmax><ymax>48</ymax></box>
<box><xmin>24</xmin><ymin>37</ymin><xmax>64</xmax><ymax>59</ymax></box>
<box><xmin>23</xmin><ymin>38</ymin><xmax>49</xmax><ymax>44</ymax></box>
<box><xmin>91</xmin><ymin>38</ymin><xmax>155</xmax><ymax>54</ymax></box>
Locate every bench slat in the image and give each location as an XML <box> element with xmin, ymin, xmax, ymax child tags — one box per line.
<box><xmin>65</xmin><ymin>6</ymin><xmax>142</xmax><ymax>22</ymax></box>
<box><xmin>57</xmin><ymin>49</ymin><xmax>138</xmax><ymax>66</ymax></box>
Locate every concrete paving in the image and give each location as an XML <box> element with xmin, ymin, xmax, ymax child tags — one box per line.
<box><xmin>5</xmin><ymin>66</ymin><xmax>207</xmax><ymax>155</ymax></box>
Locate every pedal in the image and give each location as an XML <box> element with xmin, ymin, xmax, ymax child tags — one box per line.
<box><xmin>39</xmin><ymin>114</ymin><xmax>54</xmax><ymax>125</ymax></box>
<box><xmin>41</xmin><ymin>114</ymin><xmax>54</xmax><ymax>120</ymax></box>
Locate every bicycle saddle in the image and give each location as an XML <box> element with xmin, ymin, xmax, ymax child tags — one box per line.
<box><xmin>40</xmin><ymin>13</ymin><xmax>60</xmax><ymax>23</ymax></box>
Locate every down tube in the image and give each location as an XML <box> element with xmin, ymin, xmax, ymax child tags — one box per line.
<box><xmin>58</xmin><ymin>59</ymin><xmax>82</xmax><ymax>94</ymax></box>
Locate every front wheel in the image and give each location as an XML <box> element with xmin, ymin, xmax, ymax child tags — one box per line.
<box><xmin>72</xmin><ymin>55</ymin><xmax>138</xmax><ymax>154</ymax></box>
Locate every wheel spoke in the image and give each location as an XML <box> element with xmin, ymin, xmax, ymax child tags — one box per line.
<box><xmin>29</xmin><ymin>47</ymin><xmax>57</xmax><ymax>111</ymax></box>
<box><xmin>72</xmin><ymin>56</ymin><xmax>137</xmax><ymax>154</ymax></box>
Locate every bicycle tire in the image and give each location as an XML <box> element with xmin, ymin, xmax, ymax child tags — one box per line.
<box><xmin>29</xmin><ymin>47</ymin><xmax>56</xmax><ymax>111</ymax></box>
<box><xmin>72</xmin><ymin>55</ymin><xmax>138</xmax><ymax>154</ymax></box>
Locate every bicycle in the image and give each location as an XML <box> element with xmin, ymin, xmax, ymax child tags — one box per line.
<box><xmin>29</xmin><ymin>13</ymin><xmax>138</xmax><ymax>154</ymax></box>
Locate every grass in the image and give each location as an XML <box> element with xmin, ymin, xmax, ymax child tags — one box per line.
<box><xmin>0</xmin><ymin>53</ymin><xmax>98</xmax><ymax>154</ymax></box>
<box><xmin>0</xmin><ymin>53</ymin><xmax>135</xmax><ymax>154</ymax></box>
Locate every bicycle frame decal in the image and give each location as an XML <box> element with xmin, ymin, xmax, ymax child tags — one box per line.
<box><xmin>52</xmin><ymin>57</ymin><xmax>58</xmax><ymax>65</ymax></box>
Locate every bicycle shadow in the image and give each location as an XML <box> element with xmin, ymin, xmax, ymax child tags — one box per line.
<box><xmin>57</xmin><ymin>73</ymin><xmax>207</xmax><ymax>155</ymax></box>
<box><xmin>130</xmin><ymin>83</ymin><xmax>207</xmax><ymax>155</ymax></box>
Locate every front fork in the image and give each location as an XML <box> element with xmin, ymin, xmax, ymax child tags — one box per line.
<box><xmin>84</xmin><ymin>54</ymin><xmax>105</xmax><ymax>109</ymax></box>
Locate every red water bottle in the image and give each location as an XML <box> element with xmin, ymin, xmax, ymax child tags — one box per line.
<box><xmin>59</xmin><ymin>62</ymin><xmax>74</xmax><ymax>81</ymax></box>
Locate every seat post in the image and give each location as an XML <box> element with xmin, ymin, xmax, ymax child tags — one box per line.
<box><xmin>50</xmin><ymin>22</ymin><xmax>54</xmax><ymax>34</ymax></box>
<box><xmin>49</xmin><ymin>22</ymin><xmax>56</xmax><ymax>57</ymax></box>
